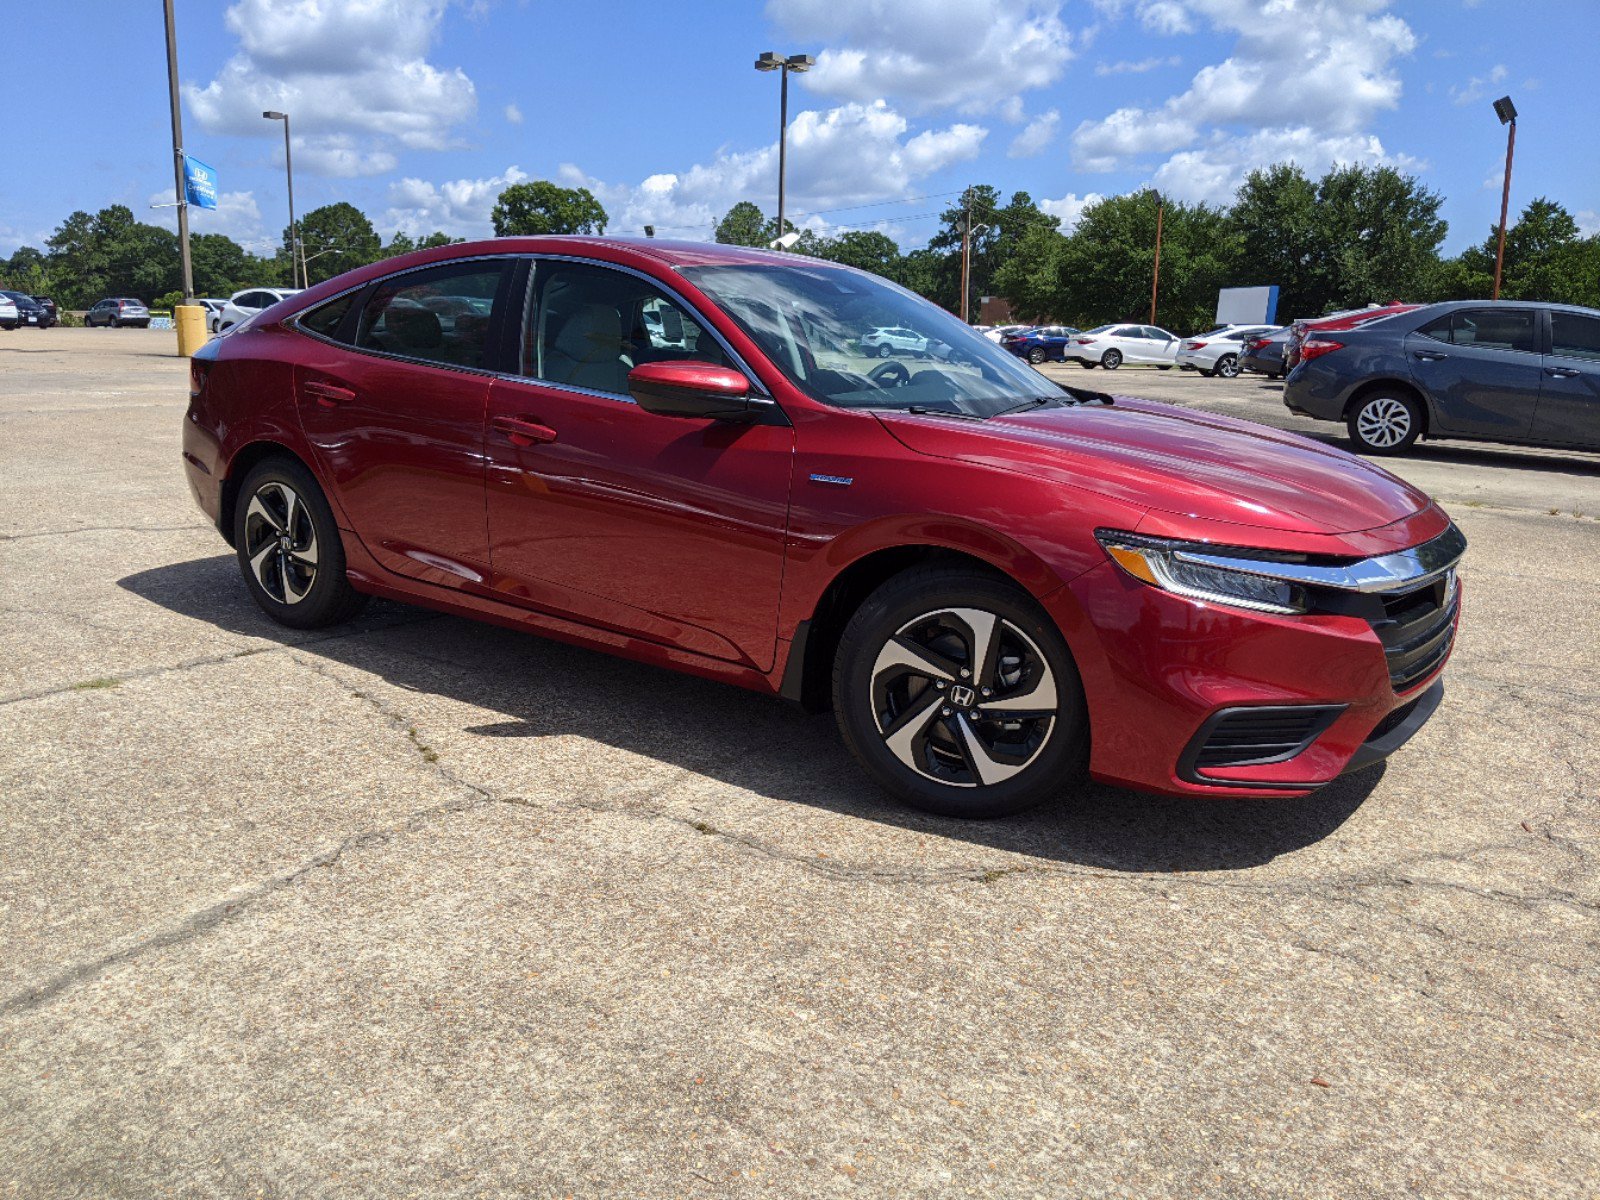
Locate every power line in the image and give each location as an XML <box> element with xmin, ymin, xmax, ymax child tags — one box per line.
<box><xmin>611</xmin><ymin>190</ymin><xmax>966</xmax><ymax>238</ymax></box>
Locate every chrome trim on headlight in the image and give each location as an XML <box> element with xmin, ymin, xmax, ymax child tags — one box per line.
<box><xmin>1171</xmin><ymin>523</ymin><xmax>1466</xmax><ymax>594</ymax></box>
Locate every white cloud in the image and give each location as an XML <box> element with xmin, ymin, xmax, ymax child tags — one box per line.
<box><xmin>1138</xmin><ymin>0</ymin><xmax>1193</xmax><ymax>33</ymax></box>
<box><xmin>1039</xmin><ymin>192</ymin><xmax>1104</xmax><ymax>230</ymax></box>
<box><xmin>1067</xmin><ymin>0</ymin><xmax>1419</xmax><ymax>201</ymax></box>
<box><xmin>185</xmin><ymin>0</ymin><xmax>476</xmax><ymax>178</ymax></box>
<box><xmin>535</xmin><ymin>100</ymin><xmax>985</xmax><ymax>245</ymax></box>
<box><xmin>382</xmin><ymin>165</ymin><xmax>529</xmax><ymax>239</ymax></box>
<box><xmin>1094</xmin><ymin>55</ymin><xmax>1181</xmax><ymax>75</ymax></box>
<box><xmin>504</xmin><ymin>103</ymin><xmax>523</xmax><ymax>125</ymax></box>
<box><xmin>1576</xmin><ymin>210</ymin><xmax>1600</xmax><ymax>238</ymax></box>
<box><xmin>1449</xmin><ymin>63</ymin><xmax>1507</xmax><ymax>106</ymax></box>
<box><xmin>768</xmin><ymin>0</ymin><xmax>1073</xmax><ymax>115</ymax></box>
<box><xmin>1008</xmin><ymin>109</ymin><xmax>1060</xmax><ymax>157</ymax></box>
<box><xmin>1152</xmin><ymin>128</ymin><xmax>1421</xmax><ymax>206</ymax></box>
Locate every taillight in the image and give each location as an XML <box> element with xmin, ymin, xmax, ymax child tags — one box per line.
<box><xmin>190</xmin><ymin>357</ymin><xmax>211</xmax><ymax>399</ymax></box>
<box><xmin>1077</xmin><ymin>337</ymin><xmax>1095</xmax><ymax>344</ymax></box>
<box><xmin>1188</xmin><ymin>341</ymin><xmax>1207</xmax><ymax>350</ymax></box>
<box><xmin>1299</xmin><ymin>338</ymin><xmax>1344</xmax><ymax>363</ymax></box>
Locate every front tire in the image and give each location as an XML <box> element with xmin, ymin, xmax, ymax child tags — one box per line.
<box><xmin>1101</xmin><ymin>349</ymin><xmax>1122</xmax><ymax>370</ymax></box>
<box><xmin>877</xmin><ymin>344</ymin><xmax>893</xmax><ymax>358</ymax></box>
<box><xmin>832</xmin><ymin>566</ymin><xmax>1088</xmax><ymax>819</ymax></box>
<box><xmin>1347</xmin><ymin>391</ymin><xmax>1422</xmax><ymax>456</ymax></box>
<box><xmin>233</xmin><ymin>456</ymin><xmax>368</xmax><ymax>629</ymax></box>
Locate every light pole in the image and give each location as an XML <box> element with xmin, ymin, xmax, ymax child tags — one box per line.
<box><xmin>754</xmin><ymin>51</ymin><xmax>814</xmax><ymax>246</ymax></box>
<box><xmin>1491</xmin><ymin>95</ymin><xmax>1518</xmax><ymax>301</ymax></box>
<box><xmin>262</xmin><ymin>110</ymin><xmax>302</xmax><ymax>288</ymax></box>
<box><xmin>1149</xmin><ymin>189</ymin><xmax>1164</xmax><ymax>325</ymax></box>
<box><xmin>161</xmin><ymin>0</ymin><xmax>194</xmax><ymax>303</ymax></box>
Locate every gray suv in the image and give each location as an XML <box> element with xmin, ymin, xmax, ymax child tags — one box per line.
<box><xmin>1284</xmin><ymin>300</ymin><xmax>1600</xmax><ymax>455</ymax></box>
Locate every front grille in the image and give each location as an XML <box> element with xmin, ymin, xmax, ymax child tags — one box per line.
<box><xmin>1192</xmin><ymin>705</ymin><xmax>1344</xmax><ymax>770</ymax></box>
<box><xmin>1372</xmin><ymin>574</ymin><xmax>1458</xmax><ymax>692</ymax></box>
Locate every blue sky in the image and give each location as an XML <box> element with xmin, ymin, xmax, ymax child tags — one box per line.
<box><xmin>3</xmin><ymin>0</ymin><xmax>1596</xmax><ymax>259</ymax></box>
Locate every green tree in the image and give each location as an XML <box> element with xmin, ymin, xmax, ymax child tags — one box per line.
<box><xmin>1435</xmin><ymin>198</ymin><xmax>1600</xmax><ymax>308</ymax></box>
<box><xmin>491</xmin><ymin>181</ymin><xmax>607</xmax><ymax>237</ymax></box>
<box><xmin>1</xmin><ymin>246</ymin><xmax>51</xmax><ymax>296</ymax></box>
<box><xmin>1310</xmin><ymin>164</ymin><xmax>1445</xmax><ymax>315</ymax></box>
<box><xmin>808</xmin><ymin>230</ymin><xmax>902</xmax><ymax>276</ymax></box>
<box><xmin>1225</xmin><ymin>164</ymin><xmax>1324</xmax><ymax>317</ymax></box>
<box><xmin>44</xmin><ymin>205</ymin><xmax>179</xmax><ymax>306</ymax></box>
<box><xmin>189</xmin><ymin>233</ymin><xmax>252</xmax><ymax>298</ymax></box>
<box><xmin>714</xmin><ymin>201</ymin><xmax>768</xmax><ymax>247</ymax></box>
<box><xmin>382</xmin><ymin>229</ymin><xmax>456</xmax><ymax>260</ymax></box>
<box><xmin>289</xmin><ymin>202</ymin><xmax>382</xmax><ymax>284</ymax></box>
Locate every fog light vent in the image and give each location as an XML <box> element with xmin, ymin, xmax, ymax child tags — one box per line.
<box><xmin>1192</xmin><ymin>705</ymin><xmax>1344</xmax><ymax>771</ymax></box>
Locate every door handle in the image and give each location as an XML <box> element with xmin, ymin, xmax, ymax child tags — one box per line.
<box><xmin>1412</xmin><ymin>351</ymin><xmax>1448</xmax><ymax>362</ymax></box>
<box><xmin>303</xmin><ymin>380</ymin><xmax>356</xmax><ymax>408</ymax></box>
<box><xmin>1545</xmin><ymin>367</ymin><xmax>1581</xmax><ymax>379</ymax></box>
<box><xmin>492</xmin><ymin>414</ymin><xmax>558</xmax><ymax>447</ymax></box>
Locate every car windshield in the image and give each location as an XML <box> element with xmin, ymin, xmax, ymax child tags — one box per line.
<box><xmin>682</xmin><ymin>262</ymin><xmax>1072</xmax><ymax>418</ymax></box>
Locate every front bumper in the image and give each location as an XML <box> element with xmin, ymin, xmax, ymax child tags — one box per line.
<box><xmin>1047</xmin><ymin>559</ymin><xmax>1458</xmax><ymax>798</ymax></box>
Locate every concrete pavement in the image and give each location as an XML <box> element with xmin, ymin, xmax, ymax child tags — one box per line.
<box><xmin>2</xmin><ymin>329</ymin><xmax>1596</xmax><ymax>1198</ymax></box>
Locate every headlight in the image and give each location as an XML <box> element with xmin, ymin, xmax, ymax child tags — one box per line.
<box><xmin>1095</xmin><ymin>530</ymin><xmax>1308</xmax><ymax>615</ymax></box>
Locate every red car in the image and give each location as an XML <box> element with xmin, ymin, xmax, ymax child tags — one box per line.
<box><xmin>183</xmin><ymin>238</ymin><xmax>1464</xmax><ymax>818</ymax></box>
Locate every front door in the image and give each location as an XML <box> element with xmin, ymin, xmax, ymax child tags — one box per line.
<box><xmin>1406</xmin><ymin>307</ymin><xmax>1543</xmax><ymax>439</ymax></box>
<box><xmin>1534</xmin><ymin>309</ymin><xmax>1600</xmax><ymax>449</ymax></box>
<box><xmin>484</xmin><ymin>258</ymin><xmax>794</xmax><ymax>671</ymax></box>
<box><xmin>295</xmin><ymin>256</ymin><xmax>516</xmax><ymax>591</ymax></box>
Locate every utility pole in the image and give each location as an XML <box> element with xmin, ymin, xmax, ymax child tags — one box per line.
<box><xmin>1492</xmin><ymin>96</ymin><xmax>1518</xmax><ymax>300</ymax></box>
<box><xmin>162</xmin><ymin>0</ymin><xmax>194</xmax><ymax>302</ymax></box>
<box><xmin>1149</xmin><ymin>191</ymin><xmax>1164</xmax><ymax>326</ymax></box>
<box><xmin>960</xmin><ymin>194</ymin><xmax>972</xmax><ymax>324</ymax></box>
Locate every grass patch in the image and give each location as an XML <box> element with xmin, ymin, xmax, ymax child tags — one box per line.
<box><xmin>71</xmin><ymin>677</ymin><xmax>121</xmax><ymax>691</ymax></box>
<box><xmin>406</xmin><ymin>726</ymin><xmax>439</xmax><ymax>763</ymax></box>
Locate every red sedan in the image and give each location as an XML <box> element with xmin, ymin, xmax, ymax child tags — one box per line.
<box><xmin>182</xmin><ymin>238</ymin><xmax>1464</xmax><ymax>818</ymax></box>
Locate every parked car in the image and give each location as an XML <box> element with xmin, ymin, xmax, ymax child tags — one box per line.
<box><xmin>1239</xmin><ymin>328</ymin><xmax>1291</xmax><ymax>379</ymax></box>
<box><xmin>1002</xmin><ymin>325</ymin><xmax>1081</xmax><ymax>364</ymax></box>
<box><xmin>1064</xmin><ymin>324</ymin><xmax>1180</xmax><ymax>370</ymax></box>
<box><xmin>31</xmin><ymin>296</ymin><xmax>58</xmax><ymax>323</ymax></box>
<box><xmin>982</xmin><ymin>324</ymin><xmax>1030</xmax><ymax>344</ymax></box>
<box><xmin>1175</xmin><ymin>325</ymin><xmax>1280</xmax><ymax>378</ymax></box>
<box><xmin>217</xmin><ymin>287</ymin><xmax>302</xmax><ymax>334</ymax></box>
<box><xmin>198</xmin><ymin>298</ymin><xmax>229</xmax><ymax>332</ymax></box>
<box><xmin>184</xmin><ymin>237</ymin><xmax>1464</xmax><ymax>818</ymax></box>
<box><xmin>858</xmin><ymin>325</ymin><xmax>930</xmax><ymax>358</ymax></box>
<box><xmin>1285</xmin><ymin>303</ymin><xmax>1419</xmax><ymax>370</ymax></box>
<box><xmin>1284</xmin><ymin>299</ymin><xmax>1600</xmax><ymax>455</ymax></box>
<box><xmin>0</xmin><ymin>294</ymin><xmax>17</xmax><ymax>330</ymax></box>
<box><xmin>85</xmin><ymin>298</ymin><xmax>151</xmax><ymax>328</ymax></box>
<box><xmin>0</xmin><ymin>291</ymin><xmax>54</xmax><ymax>328</ymax></box>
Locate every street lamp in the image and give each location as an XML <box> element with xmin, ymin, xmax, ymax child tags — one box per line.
<box><xmin>1491</xmin><ymin>95</ymin><xmax>1517</xmax><ymax>301</ymax></box>
<box><xmin>754</xmin><ymin>51</ymin><xmax>814</xmax><ymax>247</ymax></box>
<box><xmin>262</xmin><ymin>110</ymin><xmax>302</xmax><ymax>288</ymax></box>
<box><xmin>1149</xmin><ymin>189</ymin><xmax>1164</xmax><ymax>325</ymax></box>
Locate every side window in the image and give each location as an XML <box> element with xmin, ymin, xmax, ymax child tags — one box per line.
<box><xmin>524</xmin><ymin>261</ymin><xmax>729</xmax><ymax>396</ymax></box>
<box><xmin>1418</xmin><ymin>314</ymin><xmax>1454</xmax><ymax>344</ymax></box>
<box><xmin>1551</xmin><ymin>312</ymin><xmax>1600</xmax><ymax>363</ymax></box>
<box><xmin>1144</xmin><ymin>327</ymin><xmax>1171</xmax><ymax>341</ymax></box>
<box><xmin>354</xmin><ymin>259</ymin><xmax>509</xmax><ymax>370</ymax></box>
<box><xmin>1444</xmin><ymin>308</ymin><xmax>1539</xmax><ymax>354</ymax></box>
<box><xmin>298</xmin><ymin>292</ymin><xmax>358</xmax><ymax>341</ymax></box>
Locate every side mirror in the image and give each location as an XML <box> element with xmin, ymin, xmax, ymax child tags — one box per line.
<box><xmin>628</xmin><ymin>360</ymin><xmax>755</xmax><ymax>420</ymax></box>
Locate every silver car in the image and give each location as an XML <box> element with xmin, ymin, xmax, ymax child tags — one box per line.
<box><xmin>85</xmin><ymin>298</ymin><xmax>151</xmax><ymax>328</ymax></box>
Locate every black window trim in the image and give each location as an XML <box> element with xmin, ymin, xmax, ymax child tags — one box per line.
<box><xmin>1419</xmin><ymin>305</ymin><xmax>1545</xmax><ymax>357</ymax></box>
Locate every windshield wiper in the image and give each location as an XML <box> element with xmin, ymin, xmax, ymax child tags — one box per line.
<box><xmin>991</xmin><ymin>387</ymin><xmax>1114</xmax><ymax>417</ymax></box>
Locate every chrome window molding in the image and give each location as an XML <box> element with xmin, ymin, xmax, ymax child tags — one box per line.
<box><xmin>1173</xmin><ymin>523</ymin><xmax>1467</xmax><ymax>594</ymax></box>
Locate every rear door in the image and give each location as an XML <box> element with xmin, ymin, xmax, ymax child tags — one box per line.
<box><xmin>1534</xmin><ymin>309</ymin><xmax>1600</xmax><ymax>448</ymax></box>
<box><xmin>295</xmin><ymin>256</ymin><xmax>516</xmax><ymax>591</ymax></box>
<box><xmin>1405</xmin><ymin>307</ymin><xmax>1543</xmax><ymax>439</ymax></box>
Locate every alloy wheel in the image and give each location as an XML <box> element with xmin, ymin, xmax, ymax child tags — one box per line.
<box><xmin>1216</xmin><ymin>354</ymin><xmax>1239</xmax><ymax>378</ymax></box>
<box><xmin>242</xmin><ymin>480</ymin><xmax>319</xmax><ymax>604</ymax></box>
<box><xmin>1357</xmin><ymin>397</ymin><xmax>1412</xmax><ymax>448</ymax></box>
<box><xmin>870</xmin><ymin>607</ymin><xmax>1058</xmax><ymax>787</ymax></box>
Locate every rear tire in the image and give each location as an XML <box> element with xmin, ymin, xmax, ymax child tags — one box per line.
<box><xmin>1101</xmin><ymin>349</ymin><xmax>1122</xmax><ymax>370</ymax></box>
<box><xmin>832</xmin><ymin>566</ymin><xmax>1088</xmax><ymax>819</ymax></box>
<box><xmin>1028</xmin><ymin>347</ymin><xmax>1046</xmax><ymax>364</ymax></box>
<box><xmin>1078</xmin><ymin>360</ymin><xmax>1096</xmax><ymax>369</ymax></box>
<box><xmin>233</xmin><ymin>456</ymin><xmax>369</xmax><ymax>629</ymax></box>
<box><xmin>1346</xmin><ymin>391</ymin><xmax>1423</xmax><ymax>456</ymax></box>
<box><xmin>877</xmin><ymin>344</ymin><xmax>893</xmax><ymax>358</ymax></box>
<box><xmin>1215</xmin><ymin>354</ymin><xmax>1239</xmax><ymax>378</ymax></box>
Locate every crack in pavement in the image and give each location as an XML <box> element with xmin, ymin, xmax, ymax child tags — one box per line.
<box><xmin>0</xmin><ymin>523</ymin><xmax>212</xmax><ymax>543</ymax></box>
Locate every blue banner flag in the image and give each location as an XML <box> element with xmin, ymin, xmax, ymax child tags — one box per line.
<box><xmin>183</xmin><ymin>155</ymin><xmax>219</xmax><ymax>211</ymax></box>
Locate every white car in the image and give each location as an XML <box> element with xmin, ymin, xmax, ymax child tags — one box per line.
<box><xmin>859</xmin><ymin>325</ymin><xmax>929</xmax><ymax>357</ymax></box>
<box><xmin>198</xmin><ymin>298</ymin><xmax>229</xmax><ymax>332</ymax></box>
<box><xmin>982</xmin><ymin>323</ymin><xmax>1030</xmax><ymax>343</ymax></box>
<box><xmin>1064</xmin><ymin>323</ymin><xmax>1181</xmax><ymax>370</ymax></box>
<box><xmin>216</xmin><ymin>287</ymin><xmax>301</xmax><ymax>334</ymax></box>
<box><xmin>0</xmin><ymin>294</ymin><xmax>18</xmax><ymax>330</ymax></box>
<box><xmin>1175</xmin><ymin>324</ymin><xmax>1283</xmax><ymax>378</ymax></box>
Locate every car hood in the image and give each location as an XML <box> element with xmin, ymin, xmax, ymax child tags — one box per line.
<box><xmin>875</xmin><ymin>396</ymin><xmax>1433</xmax><ymax>538</ymax></box>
